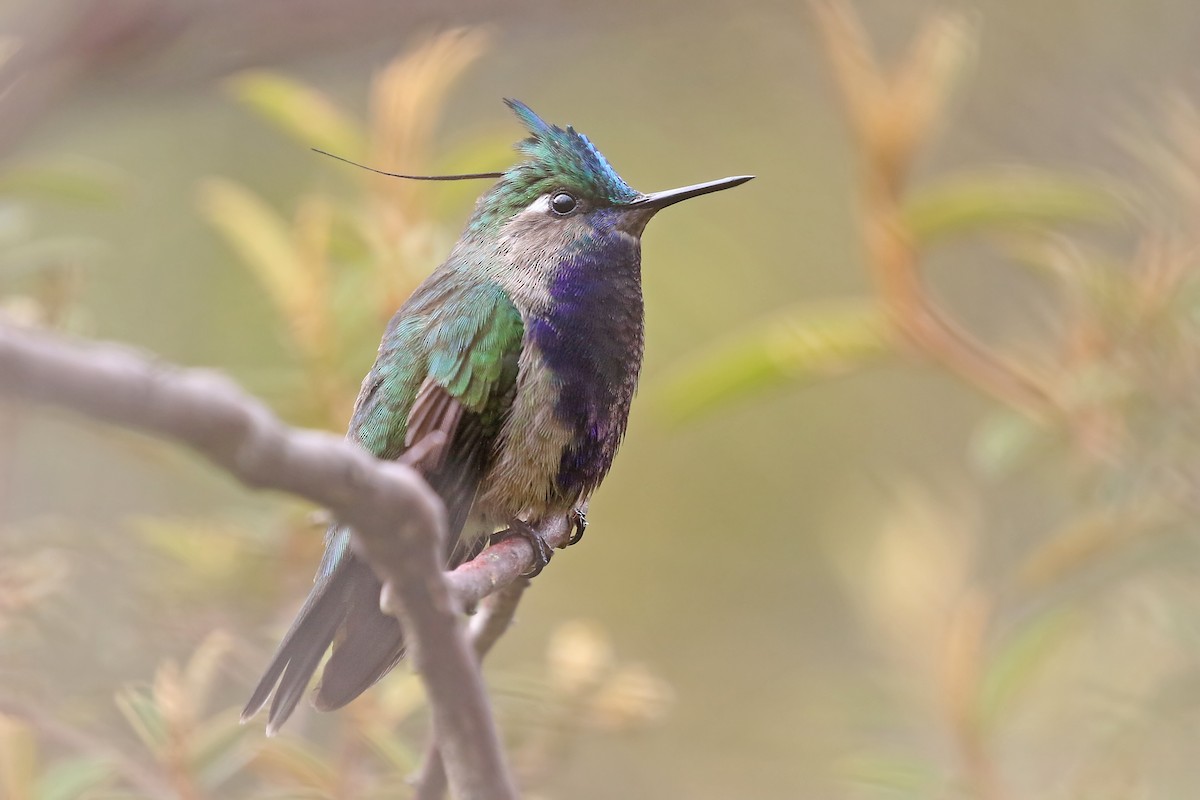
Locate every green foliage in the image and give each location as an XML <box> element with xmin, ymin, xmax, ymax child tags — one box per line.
<box><xmin>0</xmin><ymin>159</ymin><xmax>128</xmax><ymax>208</ymax></box>
<box><xmin>977</xmin><ymin>608</ymin><xmax>1079</xmax><ymax>731</ymax></box>
<box><xmin>201</xmin><ymin>31</ymin><xmax>502</xmax><ymax>428</ymax></box>
<box><xmin>0</xmin><ymin>716</ymin><xmax>115</xmax><ymax>800</ymax></box>
<box><xmin>901</xmin><ymin>167</ymin><xmax>1127</xmax><ymax>244</ymax></box>
<box><xmin>36</xmin><ymin>757</ymin><xmax>114</xmax><ymax>800</ymax></box>
<box><xmin>662</xmin><ymin>167</ymin><xmax>1127</xmax><ymax>421</ymax></box>
<box><xmin>196</xmin><ymin>178</ymin><xmax>332</xmax><ymax>362</ymax></box>
<box><xmin>837</xmin><ymin>753</ymin><xmax>944</xmax><ymax>799</ymax></box>
<box><xmin>672</xmin><ymin>4</ymin><xmax>1200</xmax><ymax>797</ymax></box>
<box><xmin>225</xmin><ymin>72</ymin><xmax>368</xmax><ymax>160</ymax></box>
<box><xmin>0</xmin><ymin>157</ymin><xmax>125</xmax><ymax>329</ymax></box>
<box><xmin>659</xmin><ymin>301</ymin><xmax>891</xmax><ymax>421</ymax></box>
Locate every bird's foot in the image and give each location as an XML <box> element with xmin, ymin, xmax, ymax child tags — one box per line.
<box><xmin>566</xmin><ymin>507</ymin><xmax>588</xmax><ymax>547</ymax></box>
<box><xmin>490</xmin><ymin>519</ymin><xmax>554</xmax><ymax>578</ymax></box>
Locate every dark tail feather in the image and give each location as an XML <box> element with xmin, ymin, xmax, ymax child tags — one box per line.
<box><xmin>242</xmin><ymin>556</ymin><xmax>406</xmax><ymax>733</ymax></box>
<box><xmin>313</xmin><ymin>563</ymin><xmax>405</xmax><ymax>711</ymax></box>
<box><xmin>311</xmin><ymin>495</ymin><xmax>478</xmax><ymax>711</ymax></box>
<box><xmin>244</xmin><ymin>489</ymin><xmax>477</xmax><ymax>732</ymax></box>
<box><xmin>241</xmin><ymin>569</ymin><xmax>346</xmax><ymax>735</ymax></box>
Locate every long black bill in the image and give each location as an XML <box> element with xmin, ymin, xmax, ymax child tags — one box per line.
<box><xmin>630</xmin><ymin>174</ymin><xmax>755</xmax><ymax>210</ymax></box>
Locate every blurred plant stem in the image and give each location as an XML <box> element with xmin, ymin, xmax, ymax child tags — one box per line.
<box><xmin>941</xmin><ymin>591</ymin><xmax>1006</xmax><ymax>800</ymax></box>
<box><xmin>804</xmin><ymin>3</ymin><xmax>1200</xmax><ymax>797</ymax></box>
<box><xmin>812</xmin><ymin>0</ymin><xmax>1056</xmax><ymax>422</ymax></box>
<box><xmin>660</xmin><ymin>11</ymin><xmax>1122</xmax><ymax>429</ymax></box>
<box><xmin>810</xmin><ymin>2</ymin><xmax>1121</xmax><ymax>797</ymax></box>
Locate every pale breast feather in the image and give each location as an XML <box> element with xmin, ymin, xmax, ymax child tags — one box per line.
<box><xmin>476</xmin><ymin>342</ymin><xmax>576</xmax><ymax>521</ymax></box>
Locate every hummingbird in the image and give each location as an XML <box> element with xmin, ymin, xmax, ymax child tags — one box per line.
<box><xmin>242</xmin><ymin>99</ymin><xmax>752</xmax><ymax>734</ymax></box>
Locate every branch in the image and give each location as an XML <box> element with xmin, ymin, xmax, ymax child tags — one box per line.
<box><xmin>448</xmin><ymin>517</ymin><xmax>573</xmax><ymax>606</ymax></box>
<box><xmin>466</xmin><ymin>577</ymin><xmax>533</xmax><ymax>658</ymax></box>
<box><xmin>413</xmin><ymin>579</ymin><xmax>534</xmax><ymax>800</ymax></box>
<box><xmin>0</xmin><ymin>322</ymin><xmax>527</xmax><ymax>800</ymax></box>
<box><xmin>414</xmin><ymin>512</ymin><xmax>579</xmax><ymax>800</ymax></box>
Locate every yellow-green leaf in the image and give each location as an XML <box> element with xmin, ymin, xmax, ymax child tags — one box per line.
<box><xmin>837</xmin><ymin>752</ymin><xmax>943</xmax><ymax>796</ymax></box>
<box><xmin>361</xmin><ymin>728</ymin><xmax>419</xmax><ymax>774</ymax></box>
<box><xmin>0</xmin><ymin>161</ymin><xmax>127</xmax><ymax>207</ymax></box>
<box><xmin>189</xmin><ymin>709</ymin><xmax>254</xmax><ymax>790</ymax></box>
<box><xmin>0</xmin><ymin>239</ymin><xmax>106</xmax><ymax>280</ymax></box>
<box><xmin>227</xmin><ymin>71</ymin><xmax>366</xmax><ymax>159</ymax></box>
<box><xmin>197</xmin><ymin>178</ymin><xmax>305</xmax><ymax>318</ymax></box>
<box><xmin>132</xmin><ymin>516</ymin><xmax>250</xmax><ymax>585</ymax></box>
<box><xmin>657</xmin><ymin>301</ymin><xmax>892</xmax><ymax>422</ymax></box>
<box><xmin>978</xmin><ymin>609</ymin><xmax>1077</xmax><ymax>730</ymax></box>
<box><xmin>183</xmin><ymin>630</ymin><xmax>234</xmax><ymax>708</ymax></box>
<box><xmin>903</xmin><ymin>168</ymin><xmax>1127</xmax><ymax>244</ymax></box>
<box><xmin>36</xmin><ymin>756</ymin><xmax>113</xmax><ymax>800</ymax></box>
<box><xmin>114</xmin><ymin>687</ymin><xmax>167</xmax><ymax>756</ymax></box>
<box><xmin>251</xmin><ymin>738</ymin><xmax>336</xmax><ymax>791</ymax></box>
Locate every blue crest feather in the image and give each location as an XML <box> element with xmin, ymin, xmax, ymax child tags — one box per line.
<box><xmin>502</xmin><ymin>99</ymin><xmax>638</xmax><ymax>204</ymax></box>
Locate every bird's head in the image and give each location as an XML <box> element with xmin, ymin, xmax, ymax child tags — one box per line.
<box><xmin>468</xmin><ymin>100</ymin><xmax>752</xmax><ymax>242</ymax></box>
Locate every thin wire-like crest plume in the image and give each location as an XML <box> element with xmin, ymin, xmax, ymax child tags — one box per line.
<box><xmin>312</xmin><ymin>148</ymin><xmax>504</xmax><ymax>181</ymax></box>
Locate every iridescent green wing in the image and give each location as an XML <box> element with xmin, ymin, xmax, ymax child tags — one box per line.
<box><xmin>348</xmin><ymin>281</ymin><xmax>524</xmax><ymax>556</ymax></box>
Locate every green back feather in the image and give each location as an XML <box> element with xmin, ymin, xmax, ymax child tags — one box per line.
<box><xmin>351</xmin><ymin>281</ymin><xmax>524</xmax><ymax>459</ymax></box>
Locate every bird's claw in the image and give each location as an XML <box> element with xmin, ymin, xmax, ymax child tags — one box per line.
<box><xmin>566</xmin><ymin>507</ymin><xmax>588</xmax><ymax>547</ymax></box>
<box><xmin>491</xmin><ymin>520</ymin><xmax>554</xmax><ymax>578</ymax></box>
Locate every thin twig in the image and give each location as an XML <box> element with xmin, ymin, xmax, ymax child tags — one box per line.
<box><xmin>861</xmin><ymin>171</ymin><xmax>1057</xmax><ymax>417</ymax></box>
<box><xmin>467</xmin><ymin>577</ymin><xmax>533</xmax><ymax>658</ymax></box>
<box><xmin>447</xmin><ymin>516</ymin><xmax>574</xmax><ymax>607</ymax></box>
<box><xmin>0</xmin><ymin>322</ymin><xmax>526</xmax><ymax>800</ymax></box>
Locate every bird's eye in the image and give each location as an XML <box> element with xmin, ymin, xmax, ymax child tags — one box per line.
<box><xmin>550</xmin><ymin>192</ymin><xmax>577</xmax><ymax>216</ymax></box>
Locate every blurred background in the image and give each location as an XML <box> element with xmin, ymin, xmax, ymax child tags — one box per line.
<box><xmin>5</xmin><ymin>0</ymin><xmax>1200</xmax><ymax>797</ymax></box>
